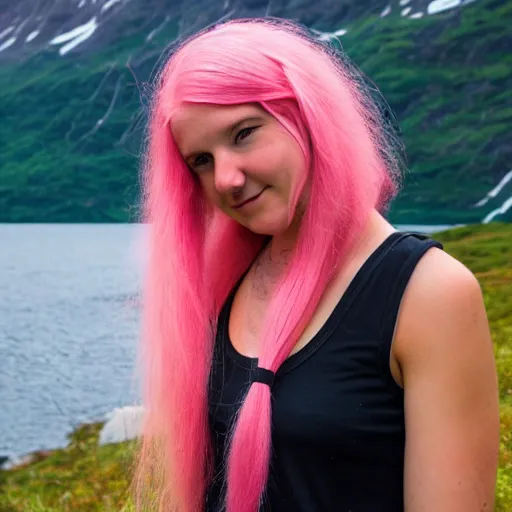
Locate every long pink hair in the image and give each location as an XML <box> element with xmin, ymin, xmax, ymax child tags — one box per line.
<box><xmin>132</xmin><ymin>18</ymin><xmax>402</xmax><ymax>512</ymax></box>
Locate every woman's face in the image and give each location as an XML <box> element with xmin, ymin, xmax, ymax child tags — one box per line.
<box><xmin>171</xmin><ymin>103</ymin><xmax>307</xmax><ymax>235</ymax></box>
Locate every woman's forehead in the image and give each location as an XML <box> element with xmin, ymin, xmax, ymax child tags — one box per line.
<box><xmin>170</xmin><ymin>103</ymin><xmax>268</xmax><ymax>150</ymax></box>
<box><xmin>173</xmin><ymin>102</ymin><xmax>265</xmax><ymax>126</ymax></box>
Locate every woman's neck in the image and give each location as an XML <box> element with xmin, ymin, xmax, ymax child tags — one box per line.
<box><xmin>267</xmin><ymin>208</ymin><xmax>392</xmax><ymax>266</ymax></box>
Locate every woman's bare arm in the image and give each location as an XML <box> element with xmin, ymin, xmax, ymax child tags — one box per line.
<box><xmin>394</xmin><ymin>248</ymin><xmax>500</xmax><ymax>511</ymax></box>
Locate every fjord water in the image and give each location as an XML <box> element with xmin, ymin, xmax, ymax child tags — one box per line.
<box><xmin>0</xmin><ymin>224</ymin><xmax>144</xmax><ymax>460</ymax></box>
<box><xmin>0</xmin><ymin>223</ymin><xmax>453</xmax><ymax>459</ymax></box>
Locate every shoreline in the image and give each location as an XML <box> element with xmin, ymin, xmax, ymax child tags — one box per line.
<box><xmin>1</xmin><ymin>405</ymin><xmax>144</xmax><ymax>472</ymax></box>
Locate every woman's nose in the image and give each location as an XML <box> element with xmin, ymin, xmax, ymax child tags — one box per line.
<box><xmin>214</xmin><ymin>153</ymin><xmax>246</xmax><ymax>194</ymax></box>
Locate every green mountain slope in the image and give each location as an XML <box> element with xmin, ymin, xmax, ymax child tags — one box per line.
<box><xmin>0</xmin><ymin>0</ymin><xmax>510</xmax><ymax>223</ymax></box>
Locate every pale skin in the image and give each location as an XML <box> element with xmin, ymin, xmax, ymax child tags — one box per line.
<box><xmin>172</xmin><ymin>102</ymin><xmax>500</xmax><ymax>511</ymax></box>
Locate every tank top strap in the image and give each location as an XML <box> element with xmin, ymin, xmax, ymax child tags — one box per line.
<box><xmin>379</xmin><ymin>233</ymin><xmax>443</xmax><ymax>341</ymax></box>
<box><xmin>373</xmin><ymin>232</ymin><xmax>444</xmax><ymax>387</ymax></box>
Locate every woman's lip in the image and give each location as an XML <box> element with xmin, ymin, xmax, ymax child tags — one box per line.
<box><xmin>232</xmin><ymin>187</ymin><xmax>268</xmax><ymax>209</ymax></box>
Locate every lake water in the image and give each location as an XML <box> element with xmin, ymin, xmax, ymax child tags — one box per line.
<box><xmin>0</xmin><ymin>223</ymin><xmax>455</xmax><ymax>460</ymax></box>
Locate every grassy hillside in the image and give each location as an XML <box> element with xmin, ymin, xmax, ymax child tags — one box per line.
<box><xmin>0</xmin><ymin>222</ymin><xmax>511</xmax><ymax>511</ymax></box>
<box><xmin>342</xmin><ymin>0</ymin><xmax>512</xmax><ymax>223</ymax></box>
<box><xmin>0</xmin><ymin>0</ymin><xmax>510</xmax><ymax>223</ymax></box>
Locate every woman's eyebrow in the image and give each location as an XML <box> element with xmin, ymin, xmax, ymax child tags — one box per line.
<box><xmin>227</xmin><ymin>115</ymin><xmax>265</xmax><ymax>135</ymax></box>
<box><xmin>183</xmin><ymin>115</ymin><xmax>265</xmax><ymax>161</ymax></box>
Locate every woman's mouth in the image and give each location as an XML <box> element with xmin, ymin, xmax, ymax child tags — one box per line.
<box><xmin>232</xmin><ymin>187</ymin><xmax>269</xmax><ymax>210</ymax></box>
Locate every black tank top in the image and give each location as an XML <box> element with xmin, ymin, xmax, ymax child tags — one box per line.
<box><xmin>206</xmin><ymin>232</ymin><xmax>443</xmax><ymax>511</ymax></box>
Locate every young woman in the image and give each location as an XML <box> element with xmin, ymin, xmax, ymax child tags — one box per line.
<box><xmin>133</xmin><ymin>18</ymin><xmax>500</xmax><ymax>512</ymax></box>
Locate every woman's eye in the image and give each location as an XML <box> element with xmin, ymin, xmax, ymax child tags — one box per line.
<box><xmin>193</xmin><ymin>154</ymin><xmax>210</xmax><ymax>168</ymax></box>
<box><xmin>235</xmin><ymin>126</ymin><xmax>258</xmax><ymax>144</ymax></box>
<box><xmin>188</xmin><ymin>127</ymin><xmax>259</xmax><ymax>171</ymax></box>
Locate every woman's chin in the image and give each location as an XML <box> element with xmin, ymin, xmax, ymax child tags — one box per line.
<box><xmin>241</xmin><ymin>214</ymin><xmax>291</xmax><ymax>236</ymax></box>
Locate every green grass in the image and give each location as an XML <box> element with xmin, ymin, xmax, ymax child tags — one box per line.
<box><xmin>0</xmin><ymin>423</ymin><xmax>137</xmax><ymax>512</ymax></box>
<box><xmin>0</xmin><ymin>222</ymin><xmax>510</xmax><ymax>511</ymax></box>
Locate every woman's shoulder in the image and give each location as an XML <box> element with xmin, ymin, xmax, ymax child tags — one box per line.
<box><xmin>392</xmin><ymin>245</ymin><xmax>492</xmax><ymax>378</ymax></box>
<box><xmin>398</xmin><ymin>245</ymin><xmax>481</xmax><ymax>323</ymax></box>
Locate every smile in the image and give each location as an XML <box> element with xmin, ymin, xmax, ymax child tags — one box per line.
<box><xmin>232</xmin><ymin>187</ymin><xmax>269</xmax><ymax>209</ymax></box>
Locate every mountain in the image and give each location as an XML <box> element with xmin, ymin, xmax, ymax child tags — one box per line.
<box><xmin>0</xmin><ymin>0</ymin><xmax>510</xmax><ymax>223</ymax></box>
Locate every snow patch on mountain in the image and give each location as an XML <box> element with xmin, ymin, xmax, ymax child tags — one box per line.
<box><xmin>26</xmin><ymin>30</ymin><xmax>40</xmax><ymax>42</ymax></box>
<box><xmin>0</xmin><ymin>37</ymin><xmax>16</xmax><ymax>52</ymax></box>
<box><xmin>428</xmin><ymin>0</ymin><xmax>461</xmax><ymax>15</ymax></box>
<box><xmin>381</xmin><ymin>5</ymin><xmax>391</xmax><ymax>17</ymax></box>
<box><xmin>101</xmin><ymin>0</ymin><xmax>123</xmax><ymax>13</ymax></box>
<box><xmin>0</xmin><ymin>26</ymin><xmax>15</xmax><ymax>40</ymax></box>
<box><xmin>311</xmin><ymin>27</ymin><xmax>348</xmax><ymax>41</ymax></box>
<box><xmin>483</xmin><ymin>196</ymin><xmax>512</xmax><ymax>224</ymax></box>
<box><xmin>474</xmin><ymin>170</ymin><xmax>512</xmax><ymax>208</ymax></box>
<box><xmin>50</xmin><ymin>16</ymin><xmax>98</xmax><ymax>55</ymax></box>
